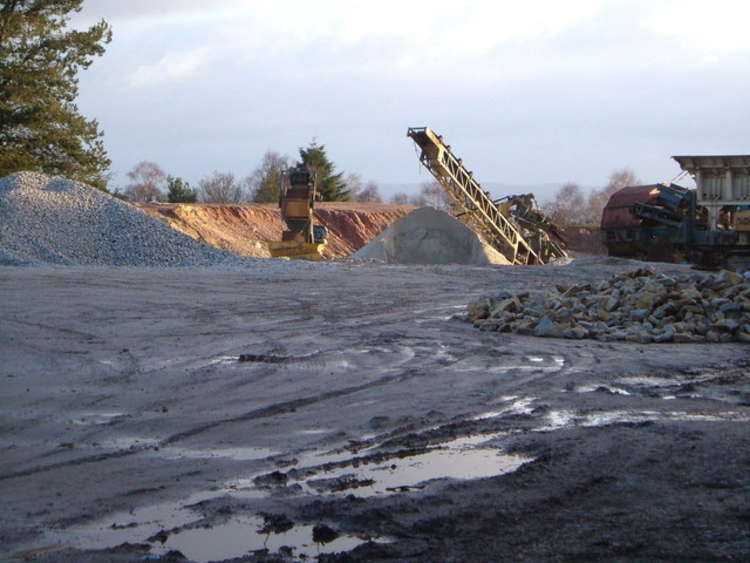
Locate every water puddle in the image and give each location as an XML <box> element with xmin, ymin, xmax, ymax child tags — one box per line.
<box><xmin>472</xmin><ymin>397</ymin><xmax>536</xmax><ymax>420</ymax></box>
<box><xmin>204</xmin><ymin>355</ymin><xmax>237</xmax><ymax>366</ymax></box>
<box><xmin>618</xmin><ymin>373</ymin><xmax>728</xmax><ymax>389</ymax></box>
<box><xmin>285</xmin><ymin>433</ymin><xmax>530</xmax><ymax>497</ymax></box>
<box><xmin>25</xmin><ymin>431</ymin><xmax>529</xmax><ymax>560</ymax></box>
<box><xmin>583</xmin><ymin>410</ymin><xmax>750</xmax><ymax>426</ymax></box>
<box><xmin>539</xmin><ymin>409</ymin><xmax>750</xmax><ymax>430</ymax></box>
<box><xmin>452</xmin><ymin>354</ymin><xmax>565</xmax><ymax>375</ymax></box>
<box><xmin>527</xmin><ymin>355</ymin><xmax>565</xmax><ymax>368</ymax></box>
<box><xmin>69</xmin><ymin>412</ymin><xmax>128</xmax><ymax>425</ymax></box>
<box><xmin>146</xmin><ymin>517</ymin><xmax>383</xmax><ymax>562</ymax></box>
<box><xmin>575</xmin><ymin>384</ymin><xmax>631</xmax><ymax>396</ymax></box>
<box><xmin>542</xmin><ymin>410</ymin><xmax>576</xmax><ymax>429</ymax></box>
<box><xmin>413</xmin><ymin>304</ymin><xmax>466</xmax><ymax>322</ymax></box>
<box><xmin>38</xmin><ymin>508</ymin><xmax>381</xmax><ymax>562</ymax></box>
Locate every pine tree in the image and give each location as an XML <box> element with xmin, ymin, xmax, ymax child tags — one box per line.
<box><xmin>0</xmin><ymin>1</ymin><xmax>112</xmax><ymax>188</ymax></box>
<box><xmin>166</xmin><ymin>176</ymin><xmax>197</xmax><ymax>203</ymax></box>
<box><xmin>298</xmin><ymin>141</ymin><xmax>349</xmax><ymax>201</ymax></box>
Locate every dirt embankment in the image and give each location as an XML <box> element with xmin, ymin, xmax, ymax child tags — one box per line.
<box><xmin>136</xmin><ymin>202</ymin><xmax>605</xmax><ymax>260</ymax></box>
<box><xmin>136</xmin><ymin>202</ymin><xmax>415</xmax><ymax>259</ymax></box>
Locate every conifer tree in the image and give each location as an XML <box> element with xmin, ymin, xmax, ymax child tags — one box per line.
<box><xmin>0</xmin><ymin>1</ymin><xmax>112</xmax><ymax>188</ymax></box>
<box><xmin>167</xmin><ymin>176</ymin><xmax>197</xmax><ymax>203</ymax></box>
<box><xmin>298</xmin><ymin>141</ymin><xmax>349</xmax><ymax>201</ymax></box>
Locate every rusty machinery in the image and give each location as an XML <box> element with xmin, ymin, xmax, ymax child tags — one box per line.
<box><xmin>601</xmin><ymin>155</ymin><xmax>750</xmax><ymax>269</ymax></box>
<box><xmin>267</xmin><ymin>165</ymin><xmax>327</xmax><ymax>260</ymax></box>
<box><xmin>407</xmin><ymin>126</ymin><xmax>567</xmax><ymax>265</ymax></box>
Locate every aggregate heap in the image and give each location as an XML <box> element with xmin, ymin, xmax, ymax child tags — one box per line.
<box><xmin>0</xmin><ymin>172</ymin><xmax>257</xmax><ymax>267</ymax></box>
<box><xmin>468</xmin><ymin>268</ymin><xmax>750</xmax><ymax>343</ymax></box>
<box><xmin>352</xmin><ymin>207</ymin><xmax>510</xmax><ymax>265</ymax></box>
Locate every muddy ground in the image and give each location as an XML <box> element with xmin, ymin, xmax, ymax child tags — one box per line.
<box><xmin>1</xmin><ymin>258</ymin><xmax>749</xmax><ymax>562</ymax></box>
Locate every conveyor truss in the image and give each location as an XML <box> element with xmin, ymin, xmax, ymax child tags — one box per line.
<box><xmin>407</xmin><ymin>126</ymin><xmax>567</xmax><ymax>265</ymax></box>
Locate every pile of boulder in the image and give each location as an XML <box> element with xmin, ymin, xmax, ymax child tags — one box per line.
<box><xmin>468</xmin><ymin>268</ymin><xmax>750</xmax><ymax>343</ymax></box>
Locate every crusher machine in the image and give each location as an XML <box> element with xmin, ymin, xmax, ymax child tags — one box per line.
<box><xmin>267</xmin><ymin>165</ymin><xmax>328</xmax><ymax>260</ymax></box>
<box><xmin>406</xmin><ymin>127</ymin><xmax>567</xmax><ymax>265</ymax></box>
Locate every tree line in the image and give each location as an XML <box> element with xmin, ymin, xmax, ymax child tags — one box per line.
<box><xmin>0</xmin><ymin>2</ymin><xmax>641</xmax><ymax>220</ymax></box>
<box><xmin>540</xmin><ymin>168</ymin><xmax>640</xmax><ymax>226</ymax></box>
<box><xmin>118</xmin><ymin>141</ymin><xmax>387</xmax><ymax>204</ymax></box>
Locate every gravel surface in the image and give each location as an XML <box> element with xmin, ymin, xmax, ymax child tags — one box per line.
<box><xmin>1</xmin><ymin>261</ymin><xmax>748</xmax><ymax>562</ymax></box>
<box><xmin>0</xmin><ymin>172</ymin><xmax>264</xmax><ymax>268</ymax></box>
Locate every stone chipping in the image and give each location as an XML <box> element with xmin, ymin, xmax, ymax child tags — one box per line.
<box><xmin>468</xmin><ymin>267</ymin><xmax>750</xmax><ymax>343</ymax></box>
<box><xmin>352</xmin><ymin>206</ymin><xmax>510</xmax><ymax>265</ymax></box>
<box><xmin>0</xmin><ymin>171</ymin><xmax>259</xmax><ymax>267</ymax></box>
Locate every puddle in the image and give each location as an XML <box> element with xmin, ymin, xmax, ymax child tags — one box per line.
<box><xmin>575</xmin><ymin>384</ymin><xmax>631</xmax><ymax>396</ymax></box>
<box><xmin>156</xmin><ymin>446</ymin><xmax>278</xmax><ymax>461</ymax></box>
<box><xmin>38</xmin><ymin>507</ymin><xmax>380</xmax><ymax>562</ymax></box>
<box><xmin>288</xmin><ymin>433</ymin><xmax>529</xmax><ymax>497</ymax></box>
<box><xmin>618</xmin><ymin>373</ymin><xmax>728</xmax><ymax>389</ymax></box>
<box><xmin>204</xmin><ymin>355</ymin><xmax>237</xmax><ymax>366</ymax></box>
<box><xmin>23</xmin><ymin>430</ymin><xmax>528</xmax><ymax>561</ymax></box>
<box><xmin>413</xmin><ymin>304</ymin><xmax>466</xmax><ymax>322</ymax></box>
<box><xmin>146</xmin><ymin>516</ymin><xmax>384</xmax><ymax>562</ymax></box>
<box><xmin>539</xmin><ymin>409</ymin><xmax>750</xmax><ymax>430</ymax></box>
<box><xmin>453</xmin><ymin>354</ymin><xmax>565</xmax><ymax>374</ymax></box>
<box><xmin>543</xmin><ymin>410</ymin><xmax>576</xmax><ymax>429</ymax></box>
<box><xmin>472</xmin><ymin>397</ymin><xmax>536</xmax><ymax>420</ymax></box>
<box><xmin>582</xmin><ymin>410</ymin><xmax>750</xmax><ymax>426</ymax></box>
<box><xmin>69</xmin><ymin>412</ymin><xmax>128</xmax><ymax>425</ymax></box>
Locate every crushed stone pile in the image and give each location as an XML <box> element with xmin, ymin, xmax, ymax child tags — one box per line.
<box><xmin>468</xmin><ymin>267</ymin><xmax>750</xmax><ymax>343</ymax></box>
<box><xmin>0</xmin><ymin>172</ymin><xmax>258</xmax><ymax>267</ymax></box>
<box><xmin>352</xmin><ymin>206</ymin><xmax>510</xmax><ymax>265</ymax></box>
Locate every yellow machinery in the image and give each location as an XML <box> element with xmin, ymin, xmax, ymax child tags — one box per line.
<box><xmin>407</xmin><ymin>127</ymin><xmax>567</xmax><ymax>265</ymax></box>
<box><xmin>267</xmin><ymin>165</ymin><xmax>327</xmax><ymax>260</ymax></box>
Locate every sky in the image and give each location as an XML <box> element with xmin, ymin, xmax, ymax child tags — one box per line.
<box><xmin>71</xmin><ymin>0</ymin><xmax>750</xmax><ymax>199</ymax></box>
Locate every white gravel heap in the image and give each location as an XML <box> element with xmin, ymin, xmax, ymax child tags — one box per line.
<box><xmin>0</xmin><ymin>171</ymin><xmax>256</xmax><ymax>267</ymax></box>
<box><xmin>352</xmin><ymin>206</ymin><xmax>510</xmax><ymax>265</ymax></box>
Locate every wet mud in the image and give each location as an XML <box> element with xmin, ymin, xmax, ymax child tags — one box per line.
<box><xmin>1</xmin><ymin>259</ymin><xmax>749</xmax><ymax>561</ymax></box>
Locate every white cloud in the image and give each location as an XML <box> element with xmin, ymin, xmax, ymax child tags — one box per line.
<box><xmin>213</xmin><ymin>0</ymin><xmax>605</xmax><ymax>66</ymax></box>
<box><xmin>638</xmin><ymin>0</ymin><xmax>750</xmax><ymax>53</ymax></box>
<box><xmin>127</xmin><ymin>48</ymin><xmax>210</xmax><ymax>87</ymax></box>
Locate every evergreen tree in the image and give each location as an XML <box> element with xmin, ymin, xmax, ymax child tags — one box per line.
<box><xmin>167</xmin><ymin>175</ymin><xmax>197</xmax><ymax>203</ymax></box>
<box><xmin>0</xmin><ymin>1</ymin><xmax>112</xmax><ymax>188</ymax></box>
<box><xmin>298</xmin><ymin>140</ymin><xmax>349</xmax><ymax>201</ymax></box>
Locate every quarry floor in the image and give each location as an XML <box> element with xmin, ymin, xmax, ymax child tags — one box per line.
<box><xmin>1</xmin><ymin>259</ymin><xmax>749</xmax><ymax>562</ymax></box>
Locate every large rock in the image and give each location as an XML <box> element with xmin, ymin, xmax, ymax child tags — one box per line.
<box><xmin>468</xmin><ymin>267</ymin><xmax>750</xmax><ymax>344</ymax></box>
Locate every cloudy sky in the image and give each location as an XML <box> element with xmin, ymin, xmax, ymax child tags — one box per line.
<box><xmin>71</xmin><ymin>0</ymin><xmax>750</xmax><ymax>198</ymax></box>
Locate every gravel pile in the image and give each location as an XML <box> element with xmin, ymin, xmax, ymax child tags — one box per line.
<box><xmin>0</xmin><ymin>172</ymin><xmax>258</xmax><ymax>267</ymax></box>
<box><xmin>468</xmin><ymin>267</ymin><xmax>750</xmax><ymax>343</ymax></box>
<box><xmin>352</xmin><ymin>207</ymin><xmax>509</xmax><ymax>265</ymax></box>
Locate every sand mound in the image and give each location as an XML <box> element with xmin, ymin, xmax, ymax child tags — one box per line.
<box><xmin>352</xmin><ymin>207</ymin><xmax>510</xmax><ymax>265</ymax></box>
<box><xmin>0</xmin><ymin>172</ymin><xmax>256</xmax><ymax>267</ymax></box>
